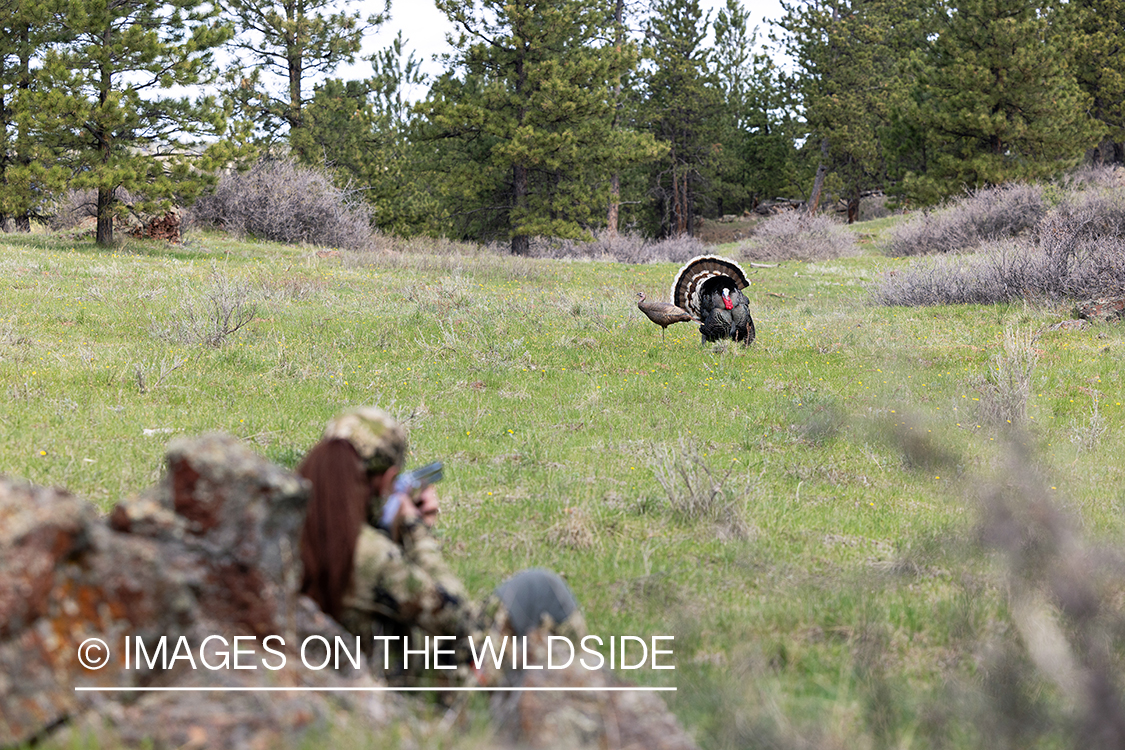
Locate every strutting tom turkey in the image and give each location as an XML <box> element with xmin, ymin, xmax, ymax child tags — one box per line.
<box><xmin>671</xmin><ymin>255</ymin><xmax>756</xmax><ymax>346</ymax></box>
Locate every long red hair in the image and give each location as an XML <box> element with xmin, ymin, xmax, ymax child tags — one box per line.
<box><xmin>298</xmin><ymin>438</ymin><xmax>370</xmax><ymax>620</ymax></box>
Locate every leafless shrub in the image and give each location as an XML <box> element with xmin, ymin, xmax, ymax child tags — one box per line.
<box><xmin>517</xmin><ymin>231</ymin><xmax>706</xmax><ymax>264</ymax></box>
<box><xmin>648</xmin><ymin>438</ymin><xmax>753</xmax><ymax>539</ymax></box>
<box><xmin>872</xmin><ymin>237</ymin><xmax>1125</xmax><ymax>307</ymax></box>
<box><xmin>1069</xmin><ymin>395</ymin><xmax>1107</xmax><ymax>452</ymax></box>
<box><xmin>190</xmin><ymin>160</ymin><xmax>376</xmax><ymax>250</ymax></box>
<box><xmin>151</xmin><ymin>270</ymin><xmax>257</xmax><ymax>347</ymax></box>
<box><xmin>885</xmin><ymin>183</ymin><xmax>1045</xmax><ymax>257</ymax></box>
<box><xmin>635</xmin><ymin>233</ymin><xmax>709</xmax><ymax>263</ymax></box>
<box><xmin>1058</xmin><ymin>164</ymin><xmax>1124</xmax><ymax>191</ymax></box>
<box><xmin>978</xmin><ymin>326</ymin><xmax>1038</xmax><ymax>427</ymax></box>
<box><xmin>134</xmin><ymin>356</ymin><xmax>188</xmax><ymax>394</ymax></box>
<box><xmin>738</xmin><ymin>211</ymin><xmax>857</xmax><ymax>261</ymax></box>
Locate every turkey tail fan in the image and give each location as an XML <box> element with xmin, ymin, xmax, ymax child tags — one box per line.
<box><xmin>670</xmin><ymin>255</ymin><xmax>751</xmax><ymax>318</ymax></box>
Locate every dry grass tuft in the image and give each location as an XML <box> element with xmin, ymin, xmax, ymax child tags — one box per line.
<box><xmin>979</xmin><ymin>326</ymin><xmax>1039</xmax><ymax>428</ymax></box>
<box><xmin>648</xmin><ymin>438</ymin><xmax>753</xmax><ymax>540</ymax></box>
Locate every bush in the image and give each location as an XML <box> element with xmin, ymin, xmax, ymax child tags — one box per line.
<box><xmin>190</xmin><ymin>160</ymin><xmax>376</xmax><ymax>251</ymax></box>
<box><xmin>884</xmin><ymin>183</ymin><xmax>1045</xmax><ymax>257</ymax></box>
<box><xmin>737</xmin><ymin>211</ymin><xmax>857</xmax><ymax>261</ymax></box>
<box><xmin>874</xmin><ymin>177</ymin><xmax>1125</xmax><ymax>306</ymax></box>
<box><xmin>516</xmin><ymin>230</ymin><xmax>706</xmax><ymax>263</ymax></box>
<box><xmin>872</xmin><ymin>237</ymin><xmax>1125</xmax><ymax>307</ymax></box>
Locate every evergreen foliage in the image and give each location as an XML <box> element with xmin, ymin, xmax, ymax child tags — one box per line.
<box><xmin>1068</xmin><ymin>0</ymin><xmax>1125</xmax><ymax>161</ymax></box>
<box><xmin>421</xmin><ymin>0</ymin><xmax>663</xmax><ymax>254</ymax></box>
<box><xmin>291</xmin><ymin>33</ymin><xmax>435</xmax><ymax>234</ymax></box>
<box><xmin>641</xmin><ymin>0</ymin><xmax>722</xmax><ymax>237</ymax></box>
<box><xmin>0</xmin><ymin>0</ymin><xmax>64</xmax><ymax>230</ymax></box>
<box><xmin>904</xmin><ymin>0</ymin><xmax>1102</xmax><ymax>203</ymax></box>
<box><xmin>777</xmin><ymin>0</ymin><xmax>929</xmax><ymax>219</ymax></box>
<box><xmin>3</xmin><ymin>0</ymin><xmax>1124</xmax><ymax>242</ymax></box>
<box><xmin>710</xmin><ymin>0</ymin><xmax>797</xmax><ymax>214</ymax></box>
<box><xmin>30</xmin><ymin>0</ymin><xmax>230</xmax><ymax>245</ymax></box>
<box><xmin>218</xmin><ymin>0</ymin><xmax>387</xmax><ymax>144</ymax></box>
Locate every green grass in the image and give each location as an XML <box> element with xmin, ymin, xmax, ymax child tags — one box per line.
<box><xmin>3</xmin><ymin>227</ymin><xmax>1124</xmax><ymax>748</ymax></box>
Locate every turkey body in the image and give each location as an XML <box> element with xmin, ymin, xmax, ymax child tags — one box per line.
<box><xmin>671</xmin><ymin>256</ymin><xmax>756</xmax><ymax>346</ymax></box>
<box><xmin>636</xmin><ymin>292</ymin><xmax>695</xmax><ymax>341</ymax></box>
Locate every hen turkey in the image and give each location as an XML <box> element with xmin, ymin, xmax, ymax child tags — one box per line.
<box><xmin>671</xmin><ymin>255</ymin><xmax>756</xmax><ymax>346</ymax></box>
<box><xmin>636</xmin><ymin>292</ymin><xmax>696</xmax><ymax>341</ymax></box>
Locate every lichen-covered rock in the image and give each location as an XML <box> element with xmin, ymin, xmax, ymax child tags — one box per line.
<box><xmin>1075</xmin><ymin>296</ymin><xmax>1125</xmax><ymax>323</ymax></box>
<box><xmin>490</xmin><ymin>635</ymin><xmax>699</xmax><ymax>750</ymax></box>
<box><xmin>0</xmin><ymin>435</ymin><xmax>395</xmax><ymax>749</ymax></box>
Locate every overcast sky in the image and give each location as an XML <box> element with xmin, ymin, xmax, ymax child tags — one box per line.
<box><xmin>341</xmin><ymin>0</ymin><xmax>787</xmax><ymax>95</ymax></box>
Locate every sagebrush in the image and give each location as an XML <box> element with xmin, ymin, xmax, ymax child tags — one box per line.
<box><xmin>190</xmin><ymin>160</ymin><xmax>378</xmax><ymax>251</ymax></box>
<box><xmin>884</xmin><ymin>183</ymin><xmax>1045</xmax><ymax>257</ymax></box>
<box><xmin>738</xmin><ymin>211</ymin><xmax>857</xmax><ymax>261</ymax></box>
<box><xmin>872</xmin><ymin>185</ymin><xmax>1125</xmax><ymax>306</ymax></box>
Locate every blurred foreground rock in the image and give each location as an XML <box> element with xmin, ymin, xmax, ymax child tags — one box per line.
<box><xmin>1</xmin><ymin>434</ymin><xmax>697</xmax><ymax>749</ymax></box>
<box><xmin>490</xmin><ymin>634</ymin><xmax>698</xmax><ymax>750</ymax></box>
<box><xmin>0</xmin><ymin>434</ymin><xmax>395</xmax><ymax>749</ymax></box>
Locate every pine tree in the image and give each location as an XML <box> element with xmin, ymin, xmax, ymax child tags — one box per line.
<box><xmin>421</xmin><ymin>0</ymin><xmax>661</xmax><ymax>254</ymax></box>
<box><xmin>907</xmin><ymin>0</ymin><xmax>1102</xmax><ymax>202</ymax></box>
<box><xmin>1068</xmin><ymin>0</ymin><xmax>1125</xmax><ymax>162</ymax></box>
<box><xmin>711</xmin><ymin>0</ymin><xmax>796</xmax><ymax>214</ymax></box>
<box><xmin>291</xmin><ymin>33</ymin><xmax>435</xmax><ymax>233</ymax></box>
<box><xmin>777</xmin><ymin>0</ymin><xmax>926</xmax><ymax>219</ymax></box>
<box><xmin>643</xmin><ymin>0</ymin><xmax>722</xmax><ymax>237</ymax></box>
<box><xmin>34</xmin><ymin>0</ymin><xmax>230</xmax><ymax>245</ymax></box>
<box><xmin>219</xmin><ymin>0</ymin><xmax>387</xmax><ymax>142</ymax></box>
<box><xmin>0</xmin><ymin>0</ymin><xmax>63</xmax><ymax>231</ymax></box>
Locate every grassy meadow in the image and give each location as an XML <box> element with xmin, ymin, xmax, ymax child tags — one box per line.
<box><xmin>2</xmin><ymin>223</ymin><xmax>1124</xmax><ymax>748</ymax></box>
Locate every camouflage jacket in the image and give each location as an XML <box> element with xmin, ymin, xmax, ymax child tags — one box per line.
<box><xmin>339</xmin><ymin>518</ymin><xmax>478</xmax><ymax>642</ymax></box>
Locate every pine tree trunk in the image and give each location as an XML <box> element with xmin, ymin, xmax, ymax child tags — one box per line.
<box><xmin>607</xmin><ymin>173</ymin><xmax>620</xmax><ymax>237</ymax></box>
<box><xmin>511</xmin><ymin>163</ymin><xmax>529</xmax><ymax>255</ymax></box>
<box><xmin>12</xmin><ymin>27</ymin><xmax>32</xmax><ymax>232</ymax></box>
<box><xmin>96</xmin><ymin>187</ymin><xmax>114</xmax><ymax>246</ymax></box>
<box><xmin>807</xmin><ymin>138</ymin><xmax>830</xmax><ymax>215</ymax></box>
<box><xmin>606</xmin><ymin>0</ymin><xmax>625</xmax><ymax>237</ymax></box>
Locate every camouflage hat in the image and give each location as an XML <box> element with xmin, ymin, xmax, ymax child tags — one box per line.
<box><xmin>322</xmin><ymin>407</ymin><xmax>407</xmax><ymax>474</ymax></box>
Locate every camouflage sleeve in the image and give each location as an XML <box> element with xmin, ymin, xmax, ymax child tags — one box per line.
<box><xmin>345</xmin><ymin>520</ymin><xmax>478</xmax><ymax>638</ymax></box>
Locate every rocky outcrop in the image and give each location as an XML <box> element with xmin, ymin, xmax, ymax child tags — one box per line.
<box><xmin>1076</xmin><ymin>295</ymin><xmax>1125</xmax><ymax>323</ymax></box>
<box><xmin>0</xmin><ymin>434</ymin><xmax>394</xmax><ymax>749</ymax></box>
<box><xmin>490</xmin><ymin>634</ymin><xmax>698</xmax><ymax>750</ymax></box>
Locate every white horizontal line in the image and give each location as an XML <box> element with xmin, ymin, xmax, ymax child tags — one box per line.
<box><xmin>74</xmin><ymin>686</ymin><xmax>675</xmax><ymax>692</ymax></box>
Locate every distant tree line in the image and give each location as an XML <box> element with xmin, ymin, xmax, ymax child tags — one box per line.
<box><xmin>2</xmin><ymin>0</ymin><xmax>1122</xmax><ymax>249</ymax></box>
